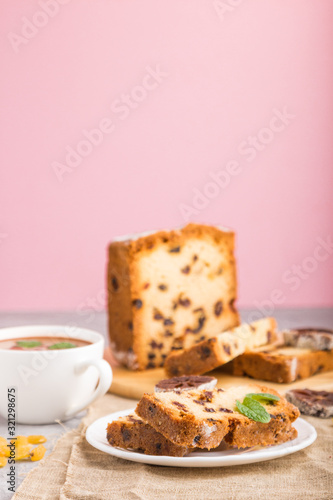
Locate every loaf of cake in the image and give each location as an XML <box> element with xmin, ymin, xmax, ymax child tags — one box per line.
<box><xmin>107</xmin><ymin>224</ymin><xmax>239</xmax><ymax>370</ymax></box>
<box><xmin>106</xmin><ymin>413</ymin><xmax>190</xmax><ymax>456</ymax></box>
<box><xmin>222</xmin><ymin>345</ymin><xmax>333</xmax><ymax>383</ymax></box>
<box><xmin>164</xmin><ymin>317</ymin><xmax>277</xmax><ymax>377</ymax></box>
<box><xmin>136</xmin><ymin>384</ymin><xmax>299</xmax><ymax>449</ymax></box>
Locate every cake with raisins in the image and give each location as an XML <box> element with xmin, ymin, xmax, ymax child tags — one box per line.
<box><xmin>136</xmin><ymin>384</ymin><xmax>299</xmax><ymax>449</ymax></box>
<box><xmin>222</xmin><ymin>344</ymin><xmax>333</xmax><ymax>383</ymax></box>
<box><xmin>155</xmin><ymin>375</ymin><xmax>217</xmax><ymax>392</ymax></box>
<box><xmin>106</xmin><ymin>376</ymin><xmax>217</xmax><ymax>456</ymax></box>
<box><xmin>106</xmin><ymin>413</ymin><xmax>190</xmax><ymax>456</ymax></box>
<box><xmin>164</xmin><ymin>317</ymin><xmax>277</xmax><ymax>377</ymax></box>
<box><xmin>107</xmin><ymin>224</ymin><xmax>239</xmax><ymax>370</ymax></box>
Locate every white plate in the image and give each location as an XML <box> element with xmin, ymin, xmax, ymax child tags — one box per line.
<box><xmin>86</xmin><ymin>409</ymin><xmax>317</xmax><ymax>467</ymax></box>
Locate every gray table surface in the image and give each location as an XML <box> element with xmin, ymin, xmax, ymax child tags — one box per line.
<box><xmin>0</xmin><ymin>308</ymin><xmax>332</xmax><ymax>498</ymax></box>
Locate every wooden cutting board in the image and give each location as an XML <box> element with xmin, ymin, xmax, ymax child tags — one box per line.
<box><xmin>104</xmin><ymin>348</ymin><xmax>333</xmax><ymax>400</ymax></box>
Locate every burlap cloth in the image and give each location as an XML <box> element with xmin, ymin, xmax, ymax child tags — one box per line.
<box><xmin>13</xmin><ymin>393</ymin><xmax>333</xmax><ymax>500</ymax></box>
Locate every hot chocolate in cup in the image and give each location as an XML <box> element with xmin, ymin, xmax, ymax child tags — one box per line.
<box><xmin>0</xmin><ymin>325</ymin><xmax>112</xmax><ymax>424</ymax></box>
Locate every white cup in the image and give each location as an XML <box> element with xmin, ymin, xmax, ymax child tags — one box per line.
<box><xmin>0</xmin><ymin>325</ymin><xmax>113</xmax><ymax>424</ymax></box>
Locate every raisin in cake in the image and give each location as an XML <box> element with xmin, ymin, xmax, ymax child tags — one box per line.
<box><xmin>165</xmin><ymin>317</ymin><xmax>277</xmax><ymax>377</ymax></box>
<box><xmin>106</xmin><ymin>413</ymin><xmax>190</xmax><ymax>456</ymax></box>
<box><xmin>222</xmin><ymin>344</ymin><xmax>333</xmax><ymax>383</ymax></box>
<box><xmin>136</xmin><ymin>384</ymin><xmax>299</xmax><ymax>449</ymax></box>
<box><xmin>107</xmin><ymin>224</ymin><xmax>239</xmax><ymax>370</ymax></box>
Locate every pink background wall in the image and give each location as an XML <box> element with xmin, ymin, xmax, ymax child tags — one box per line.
<box><xmin>1</xmin><ymin>0</ymin><xmax>333</xmax><ymax>311</ymax></box>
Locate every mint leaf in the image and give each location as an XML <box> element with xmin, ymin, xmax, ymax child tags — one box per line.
<box><xmin>16</xmin><ymin>340</ymin><xmax>42</xmax><ymax>348</ymax></box>
<box><xmin>242</xmin><ymin>396</ymin><xmax>271</xmax><ymax>423</ymax></box>
<box><xmin>246</xmin><ymin>393</ymin><xmax>280</xmax><ymax>403</ymax></box>
<box><xmin>48</xmin><ymin>342</ymin><xmax>76</xmax><ymax>350</ymax></box>
<box><xmin>236</xmin><ymin>400</ymin><xmax>260</xmax><ymax>421</ymax></box>
<box><xmin>236</xmin><ymin>396</ymin><xmax>271</xmax><ymax>423</ymax></box>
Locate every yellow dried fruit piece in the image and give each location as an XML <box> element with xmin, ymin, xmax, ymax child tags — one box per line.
<box><xmin>28</xmin><ymin>435</ymin><xmax>47</xmax><ymax>445</ymax></box>
<box><xmin>15</xmin><ymin>436</ymin><xmax>29</xmax><ymax>447</ymax></box>
<box><xmin>0</xmin><ymin>456</ymin><xmax>7</xmax><ymax>467</ymax></box>
<box><xmin>0</xmin><ymin>440</ymin><xmax>26</xmax><ymax>458</ymax></box>
<box><xmin>15</xmin><ymin>444</ymin><xmax>33</xmax><ymax>460</ymax></box>
<box><xmin>0</xmin><ymin>437</ymin><xmax>8</xmax><ymax>456</ymax></box>
<box><xmin>1</xmin><ymin>440</ymin><xmax>16</xmax><ymax>457</ymax></box>
<box><xmin>30</xmin><ymin>444</ymin><xmax>46</xmax><ymax>462</ymax></box>
<box><xmin>0</xmin><ymin>446</ymin><xmax>10</xmax><ymax>458</ymax></box>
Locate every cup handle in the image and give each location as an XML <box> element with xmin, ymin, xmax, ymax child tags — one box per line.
<box><xmin>65</xmin><ymin>359</ymin><xmax>112</xmax><ymax>418</ymax></box>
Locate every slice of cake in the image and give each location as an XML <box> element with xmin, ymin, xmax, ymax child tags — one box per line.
<box><xmin>107</xmin><ymin>224</ymin><xmax>239</xmax><ymax>370</ymax></box>
<box><xmin>222</xmin><ymin>345</ymin><xmax>333</xmax><ymax>383</ymax></box>
<box><xmin>136</xmin><ymin>384</ymin><xmax>299</xmax><ymax>449</ymax></box>
<box><xmin>107</xmin><ymin>376</ymin><xmax>218</xmax><ymax>456</ymax></box>
<box><xmin>155</xmin><ymin>375</ymin><xmax>217</xmax><ymax>392</ymax></box>
<box><xmin>164</xmin><ymin>317</ymin><xmax>277</xmax><ymax>377</ymax></box>
<box><xmin>285</xmin><ymin>389</ymin><xmax>333</xmax><ymax>418</ymax></box>
<box><xmin>107</xmin><ymin>376</ymin><xmax>217</xmax><ymax>456</ymax></box>
<box><xmin>283</xmin><ymin>328</ymin><xmax>333</xmax><ymax>351</ymax></box>
<box><xmin>106</xmin><ymin>413</ymin><xmax>190</xmax><ymax>456</ymax></box>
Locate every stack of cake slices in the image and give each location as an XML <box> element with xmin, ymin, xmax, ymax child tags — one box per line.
<box><xmin>107</xmin><ymin>376</ymin><xmax>300</xmax><ymax>457</ymax></box>
<box><xmin>164</xmin><ymin>325</ymin><xmax>333</xmax><ymax>384</ymax></box>
<box><xmin>220</xmin><ymin>327</ymin><xmax>333</xmax><ymax>383</ymax></box>
<box><xmin>164</xmin><ymin>316</ymin><xmax>278</xmax><ymax>377</ymax></box>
